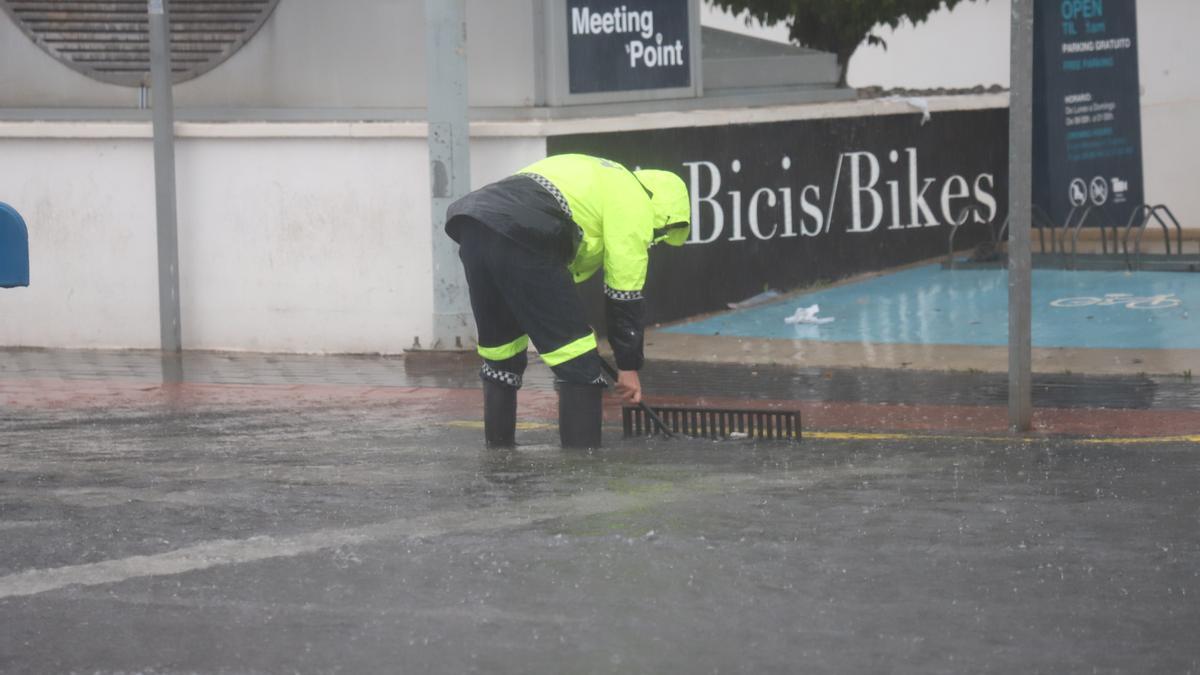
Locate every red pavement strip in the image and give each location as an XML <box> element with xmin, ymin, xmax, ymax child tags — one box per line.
<box><xmin>2</xmin><ymin>377</ymin><xmax>1196</xmax><ymax>440</ymax></box>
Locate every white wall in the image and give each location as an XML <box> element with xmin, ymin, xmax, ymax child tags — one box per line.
<box><xmin>703</xmin><ymin>0</ymin><xmax>1200</xmax><ymax>228</ymax></box>
<box><xmin>700</xmin><ymin>1</ymin><xmax>1010</xmax><ymax>87</ymax></box>
<box><xmin>5</xmin><ymin>96</ymin><xmax>1018</xmax><ymax>354</ymax></box>
<box><xmin>170</xmin><ymin>0</ymin><xmax>540</xmax><ymax>110</ymax></box>
<box><xmin>705</xmin><ymin>0</ymin><xmax>1197</xmax><ymax>96</ymax></box>
<box><xmin>1131</xmin><ymin>0</ymin><xmax>1200</xmax><ymax>223</ymax></box>
<box><xmin>699</xmin><ymin>5</ymin><xmax>789</xmax><ymax>44</ymax></box>
<box><xmin>0</xmin><ymin>138</ymin><xmax>160</xmax><ymax>347</ymax></box>
<box><xmin>0</xmin><ymin>126</ymin><xmax>544</xmax><ymax>353</ymax></box>
<box><xmin>173</xmin><ymin>136</ymin><xmax>432</xmax><ymax>353</ymax></box>
<box><xmin>0</xmin><ymin>0</ymin><xmax>539</xmax><ymax>110</ymax></box>
<box><xmin>845</xmin><ymin>0</ymin><xmax>1010</xmax><ymax>89</ymax></box>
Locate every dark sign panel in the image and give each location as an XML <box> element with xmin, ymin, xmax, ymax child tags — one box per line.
<box><xmin>566</xmin><ymin>0</ymin><xmax>690</xmax><ymax>94</ymax></box>
<box><xmin>549</xmin><ymin>109</ymin><xmax>1008</xmax><ymax>324</ymax></box>
<box><xmin>1034</xmin><ymin>0</ymin><xmax>1143</xmax><ymax>227</ymax></box>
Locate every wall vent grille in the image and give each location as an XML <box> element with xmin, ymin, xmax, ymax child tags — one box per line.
<box><xmin>1</xmin><ymin>0</ymin><xmax>280</xmax><ymax>86</ymax></box>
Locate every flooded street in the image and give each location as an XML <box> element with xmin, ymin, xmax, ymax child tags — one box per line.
<box><xmin>2</xmin><ymin>363</ymin><xmax>1197</xmax><ymax>672</ymax></box>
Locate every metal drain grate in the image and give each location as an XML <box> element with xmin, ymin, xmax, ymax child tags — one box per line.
<box><xmin>622</xmin><ymin>405</ymin><xmax>801</xmax><ymax>442</ymax></box>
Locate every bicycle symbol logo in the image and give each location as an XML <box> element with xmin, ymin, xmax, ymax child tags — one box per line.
<box><xmin>1050</xmin><ymin>293</ymin><xmax>1181</xmax><ymax>310</ymax></box>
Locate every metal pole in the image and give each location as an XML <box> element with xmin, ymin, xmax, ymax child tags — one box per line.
<box><xmin>424</xmin><ymin>0</ymin><xmax>473</xmax><ymax>351</ymax></box>
<box><xmin>1008</xmin><ymin>0</ymin><xmax>1033</xmax><ymax>431</ymax></box>
<box><xmin>148</xmin><ymin>0</ymin><xmax>183</xmax><ymax>379</ymax></box>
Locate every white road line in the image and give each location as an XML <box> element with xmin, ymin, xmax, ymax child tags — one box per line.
<box><xmin>0</xmin><ymin>487</ymin><xmax>683</xmax><ymax>600</ymax></box>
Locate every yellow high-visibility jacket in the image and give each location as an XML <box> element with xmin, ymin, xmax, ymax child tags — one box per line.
<box><xmin>445</xmin><ymin>154</ymin><xmax>688</xmax><ymax>370</ymax></box>
<box><xmin>518</xmin><ymin>154</ymin><xmax>655</xmax><ymax>296</ymax></box>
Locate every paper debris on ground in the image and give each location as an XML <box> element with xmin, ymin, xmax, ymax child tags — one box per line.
<box><xmin>784</xmin><ymin>304</ymin><xmax>835</xmax><ymax>325</ymax></box>
<box><xmin>728</xmin><ymin>289</ymin><xmax>781</xmax><ymax>309</ymax></box>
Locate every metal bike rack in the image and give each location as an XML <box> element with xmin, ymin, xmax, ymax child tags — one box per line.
<box><xmin>943</xmin><ymin>202</ymin><xmax>1197</xmax><ymax>273</ymax></box>
<box><xmin>1123</xmin><ymin>204</ymin><xmax>1198</xmax><ymax>272</ymax></box>
<box><xmin>943</xmin><ymin>204</ymin><xmax>1060</xmax><ymax>270</ymax></box>
<box><xmin>1066</xmin><ymin>205</ymin><xmax>1121</xmax><ymax>270</ymax></box>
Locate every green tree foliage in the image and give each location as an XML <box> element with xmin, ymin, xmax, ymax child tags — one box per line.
<box><xmin>707</xmin><ymin>0</ymin><xmax>977</xmax><ymax>86</ymax></box>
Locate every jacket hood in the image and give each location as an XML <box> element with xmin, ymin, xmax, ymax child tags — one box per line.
<box><xmin>633</xmin><ymin>169</ymin><xmax>691</xmax><ymax>246</ymax></box>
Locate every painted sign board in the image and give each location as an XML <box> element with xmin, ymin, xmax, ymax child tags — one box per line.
<box><xmin>542</xmin><ymin>0</ymin><xmax>701</xmax><ymax>105</ymax></box>
<box><xmin>550</xmin><ymin>109</ymin><xmax>1008</xmax><ymax>324</ymax></box>
<box><xmin>565</xmin><ymin>0</ymin><xmax>691</xmax><ymax>94</ymax></box>
<box><xmin>1034</xmin><ymin>0</ymin><xmax>1144</xmax><ymax>227</ymax></box>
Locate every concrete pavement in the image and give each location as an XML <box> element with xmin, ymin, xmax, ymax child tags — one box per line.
<box><xmin>0</xmin><ymin>348</ymin><xmax>1197</xmax><ymax>673</ymax></box>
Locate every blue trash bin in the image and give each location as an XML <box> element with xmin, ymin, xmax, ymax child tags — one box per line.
<box><xmin>0</xmin><ymin>202</ymin><xmax>30</xmax><ymax>288</ymax></box>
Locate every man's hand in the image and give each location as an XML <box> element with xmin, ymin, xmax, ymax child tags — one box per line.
<box><xmin>614</xmin><ymin>369</ymin><xmax>642</xmax><ymax>405</ymax></box>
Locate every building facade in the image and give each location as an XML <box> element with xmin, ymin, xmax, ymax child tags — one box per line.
<box><xmin>2</xmin><ymin>0</ymin><xmax>1184</xmax><ymax>354</ymax></box>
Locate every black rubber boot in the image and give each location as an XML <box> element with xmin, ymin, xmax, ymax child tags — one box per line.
<box><xmin>557</xmin><ymin>382</ymin><xmax>603</xmax><ymax>450</ymax></box>
<box><xmin>482</xmin><ymin>379</ymin><xmax>517</xmax><ymax>449</ymax></box>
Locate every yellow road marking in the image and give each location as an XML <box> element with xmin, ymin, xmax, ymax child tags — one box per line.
<box><xmin>448</xmin><ymin>422</ymin><xmax>1198</xmax><ymax>445</ymax></box>
<box><xmin>805</xmin><ymin>431</ymin><xmax>955</xmax><ymax>442</ymax></box>
<box><xmin>798</xmin><ymin>431</ymin><xmax>1200</xmax><ymax>445</ymax></box>
<box><xmin>447</xmin><ymin>420</ymin><xmax>556</xmax><ymax>431</ymax></box>
<box><xmin>1075</xmin><ymin>435</ymin><xmax>1200</xmax><ymax>445</ymax></box>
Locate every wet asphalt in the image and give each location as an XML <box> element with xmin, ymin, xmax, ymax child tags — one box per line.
<box><xmin>2</xmin><ymin>389</ymin><xmax>1198</xmax><ymax>674</ymax></box>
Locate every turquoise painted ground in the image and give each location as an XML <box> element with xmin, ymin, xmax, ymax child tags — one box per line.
<box><xmin>664</xmin><ymin>265</ymin><xmax>1199</xmax><ymax>349</ymax></box>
